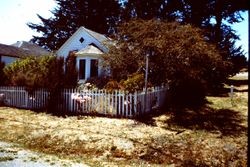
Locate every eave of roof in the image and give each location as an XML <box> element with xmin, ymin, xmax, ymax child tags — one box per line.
<box><xmin>57</xmin><ymin>26</ymin><xmax>111</xmax><ymax>55</ymax></box>
<box><xmin>11</xmin><ymin>41</ymin><xmax>50</xmax><ymax>56</ymax></box>
<box><xmin>75</xmin><ymin>45</ymin><xmax>104</xmax><ymax>55</ymax></box>
<box><xmin>0</xmin><ymin>43</ymin><xmax>28</xmax><ymax>58</ymax></box>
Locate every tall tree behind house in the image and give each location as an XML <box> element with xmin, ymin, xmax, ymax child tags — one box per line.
<box><xmin>28</xmin><ymin>0</ymin><xmax>121</xmax><ymax>51</ymax></box>
<box><xmin>28</xmin><ymin>0</ymin><xmax>247</xmax><ymax>72</ymax></box>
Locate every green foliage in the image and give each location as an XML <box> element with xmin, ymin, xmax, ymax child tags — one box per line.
<box><xmin>27</xmin><ymin>0</ymin><xmax>247</xmax><ymax>74</ymax></box>
<box><xmin>120</xmin><ymin>73</ymin><xmax>145</xmax><ymax>93</ymax></box>
<box><xmin>230</xmin><ymin>55</ymin><xmax>248</xmax><ymax>74</ymax></box>
<box><xmin>64</xmin><ymin>52</ymin><xmax>78</xmax><ymax>88</ymax></box>
<box><xmin>4</xmin><ymin>57</ymin><xmax>41</xmax><ymax>87</ymax></box>
<box><xmin>0</xmin><ymin>62</ymin><xmax>7</xmax><ymax>86</ymax></box>
<box><xmin>27</xmin><ymin>0</ymin><xmax>121</xmax><ymax>50</ymax></box>
<box><xmin>3</xmin><ymin>56</ymin><xmax>64</xmax><ymax>91</ymax></box>
<box><xmin>104</xmin><ymin>80</ymin><xmax>121</xmax><ymax>92</ymax></box>
<box><xmin>122</xmin><ymin>0</ymin><xmax>248</xmax><ymax>74</ymax></box>
<box><xmin>103</xmin><ymin>19</ymin><xmax>232</xmax><ymax>106</ymax></box>
<box><xmin>86</xmin><ymin>76</ymin><xmax>110</xmax><ymax>89</ymax></box>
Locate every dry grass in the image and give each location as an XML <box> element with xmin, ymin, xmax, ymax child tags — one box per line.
<box><xmin>0</xmin><ymin>79</ymin><xmax>248</xmax><ymax>166</ymax></box>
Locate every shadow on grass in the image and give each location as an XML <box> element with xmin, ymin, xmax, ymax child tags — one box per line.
<box><xmin>136</xmin><ymin>105</ymin><xmax>247</xmax><ymax>137</ymax></box>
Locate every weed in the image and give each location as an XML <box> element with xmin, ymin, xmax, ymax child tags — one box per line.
<box><xmin>0</xmin><ymin>84</ymin><xmax>247</xmax><ymax>167</ymax></box>
<box><xmin>0</xmin><ymin>156</ymin><xmax>14</xmax><ymax>162</ymax></box>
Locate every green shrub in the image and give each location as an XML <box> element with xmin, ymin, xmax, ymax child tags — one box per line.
<box><xmin>169</xmin><ymin>78</ymin><xmax>206</xmax><ymax>108</ymax></box>
<box><xmin>0</xmin><ymin>62</ymin><xmax>7</xmax><ymax>85</ymax></box>
<box><xmin>64</xmin><ymin>51</ymin><xmax>78</xmax><ymax>88</ymax></box>
<box><xmin>104</xmin><ymin>80</ymin><xmax>121</xmax><ymax>92</ymax></box>
<box><xmin>120</xmin><ymin>73</ymin><xmax>145</xmax><ymax>93</ymax></box>
<box><xmin>3</xmin><ymin>55</ymin><xmax>65</xmax><ymax>90</ymax></box>
<box><xmin>86</xmin><ymin>76</ymin><xmax>110</xmax><ymax>89</ymax></box>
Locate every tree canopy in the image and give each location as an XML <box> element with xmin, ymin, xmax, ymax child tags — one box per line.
<box><xmin>102</xmin><ymin>19</ymin><xmax>231</xmax><ymax>105</ymax></box>
<box><xmin>28</xmin><ymin>0</ymin><xmax>121</xmax><ymax>51</ymax></box>
<box><xmin>28</xmin><ymin>0</ymin><xmax>247</xmax><ymax>72</ymax></box>
<box><xmin>121</xmin><ymin>0</ymin><xmax>248</xmax><ymax>70</ymax></box>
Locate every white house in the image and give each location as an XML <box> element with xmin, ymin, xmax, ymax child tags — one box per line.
<box><xmin>0</xmin><ymin>43</ymin><xmax>25</xmax><ymax>65</ymax></box>
<box><xmin>0</xmin><ymin>42</ymin><xmax>50</xmax><ymax>65</ymax></box>
<box><xmin>56</xmin><ymin>26</ymin><xmax>111</xmax><ymax>83</ymax></box>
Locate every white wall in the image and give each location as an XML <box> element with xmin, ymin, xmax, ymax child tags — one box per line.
<box><xmin>57</xmin><ymin>29</ymin><xmax>107</xmax><ymax>59</ymax></box>
<box><xmin>0</xmin><ymin>56</ymin><xmax>19</xmax><ymax>65</ymax></box>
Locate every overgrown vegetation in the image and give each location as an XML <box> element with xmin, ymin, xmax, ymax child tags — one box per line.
<box><xmin>0</xmin><ymin>79</ymin><xmax>247</xmax><ymax>166</ymax></box>
<box><xmin>3</xmin><ymin>56</ymin><xmax>64</xmax><ymax>90</ymax></box>
<box><xmin>0</xmin><ymin>62</ymin><xmax>7</xmax><ymax>86</ymax></box>
<box><xmin>64</xmin><ymin>51</ymin><xmax>78</xmax><ymax>88</ymax></box>
<box><xmin>2</xmin><ymin>53</ymin><xmax>78</xmax><ymax>115</ymax></box>
<box><xmin>0</xmin><ymin>74</ymin><xmax>247</xmax><ymax>166</ymax></box>
<box><xmin>103</xmin><ymin>20</ymin><xmax>231</xmax><ymax>106</ymax></box>
<box><xmin>3</xmin><ymin>52</ymin><xmax>78</xmax><ymax>89</ymax></box>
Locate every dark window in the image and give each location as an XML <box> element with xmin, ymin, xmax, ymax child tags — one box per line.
<box><xmin>79</xmin><ymin>37</ymin><xmax>84</xmax><ymax>43</ymax></box>
<box><xmin>79</xmin><ymin>59</ymin><xmax>86</xmax><ymax>79</ymax></box>
<box><xmin>90</xmin><ymin>59</ymin><xmax>98</xmax><ymax>78</ymax></box>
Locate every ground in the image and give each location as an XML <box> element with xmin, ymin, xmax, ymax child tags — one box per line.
<box><xmin>0</xmin><ymin>73</ymin><xmax>248</xmax><ymax>166</ymax></box>
<box><xmin>0</xmin><ymin>141</ymin><xmax>87</xmax><ymax>167</ymax></box>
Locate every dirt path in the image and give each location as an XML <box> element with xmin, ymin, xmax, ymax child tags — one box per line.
<box><xmin>0</xmin><ymin>141</ymin><xmax>88</xmax><ymax>167</ymax></box>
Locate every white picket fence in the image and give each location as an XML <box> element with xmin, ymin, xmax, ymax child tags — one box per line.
<box><xmin>0</xmin><ymin>86</ymin><xmax>168</xmax><ymax>117</ymax></box>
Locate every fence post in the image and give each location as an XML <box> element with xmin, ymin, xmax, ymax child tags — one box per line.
<box><xmin>0</xmin><ymin>86</ymin><xmax>168</xmax><ymax>118</ymax></box>
<box><xmin>133</xmin><ymin>91</ymin><xmax>137</xmax><ymax>117</ymax></box>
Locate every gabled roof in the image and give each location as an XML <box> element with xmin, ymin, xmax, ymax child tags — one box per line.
<box><xmin>83</xmin><ymin>27</ymin><xmax>108</xmax><ymax>43</ymax></box>
<box><xmin>12</xmin><ymin>41</ymin><xmax>50</xmax><ymax>56</ymax></box>
<box><xmin>76</xmin><ymin>45</ymin><xmax>104</xmax><ymax>55</ymax></box>
<box><xmin>0</xmin><ymin>43</ymin><xmax>28</xmax><ymax>58</ymax></box>
<box><xmin>57</xmin><ymin>26</ymin><xmax>110</xmax><ymax>56</ymax></box>
<box><xmin>0</xmin><ymin>41</ymin><xmax>51</xmax><ymax>59</ymax></box>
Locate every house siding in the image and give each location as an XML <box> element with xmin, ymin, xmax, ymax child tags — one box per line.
<box><xmin>0</xmin><ymin>56</ymin><xmax>19</xmax><ymax>65</ymax></box>
<box><xmin>56</xmin><ymin>27</ymin><xmax>110</xmax><ymax>84</ymax></box>
<box><xmin>56</xmin><ymin>28</ymin><xmax>107</xmax><ymax>59</ymax></box>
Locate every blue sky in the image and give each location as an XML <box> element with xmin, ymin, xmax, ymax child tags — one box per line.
<box><xmin>0</xmin><ymin>0</ymin><xmax>56</xmax><ymax>44</ymax></box>
<box><xmin>231</xmin><ymin>12</ymin><xmax>248</xmax><ymax>58</ymax></box>
<box><xmin>0</xmin><ymin>0</ymin><xmax>248</xmax><ymax>58</ymax></box>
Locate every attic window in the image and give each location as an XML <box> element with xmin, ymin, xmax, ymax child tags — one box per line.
<box><xmin>79</xmin><ymin>37</ymin><xmax>84</xmax><ymax>43</ymax></box>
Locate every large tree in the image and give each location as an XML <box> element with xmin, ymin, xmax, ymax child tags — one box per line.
<box><xmin>103</xmin><ymin>19</ymin><xmax>231</xmax><ymax>105</ymax></box>
<box><xmin>28</xmin><ymin>0</ymin><xmax>247</xmax><ymax>72</ymax></box>
<box><xmin>28</xmin><ymin>0</ymin><xmax>121</xmax><ymax>51</ymax></box>
<box><xmin>121</xmin><ymin>0</ymin><xmax>248</xmax><ymax>72</ymax></box>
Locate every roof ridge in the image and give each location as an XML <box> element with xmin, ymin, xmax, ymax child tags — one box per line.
<box><xmin>82</xmin><ymin>26</ymin><xmax>108</xmax><ymax>42</ymax></box>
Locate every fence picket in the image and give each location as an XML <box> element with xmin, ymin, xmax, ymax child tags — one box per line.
<box><xmin>0</xmin><ymin>86</ymin><xmax>167</xmax><ymax>118</ymax></box>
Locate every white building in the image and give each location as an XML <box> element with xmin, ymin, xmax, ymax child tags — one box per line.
<box><xmin>0</xmin><ymin>41</ymin><xmax>50</xmax><ymax>65</ymax></box>
<box><xmin>57</xmin><ymin>26</ymin><xmax>111</xmax><ymax>83</ymax></box>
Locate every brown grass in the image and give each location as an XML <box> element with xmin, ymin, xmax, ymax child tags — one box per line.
<box><xmin>0</xmin><ymin>81</ymin><xmax>248</xmax><ymax>166</ymax></box>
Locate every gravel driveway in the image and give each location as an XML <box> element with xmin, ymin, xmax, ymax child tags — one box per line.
<box><xmin>0</xmin><ymin>141</ymin><xmax>88</xmax><ymax>167</ymax></box>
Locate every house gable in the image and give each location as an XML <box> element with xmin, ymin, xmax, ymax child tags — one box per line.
<box><xmin>56</xmin><ymin>27</ymin><xmax>109</xmax><ymax>59</ymax></box>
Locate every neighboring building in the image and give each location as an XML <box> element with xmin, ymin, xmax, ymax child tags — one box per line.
<box><xmin>57</xmin><ymin>26</ymin><xmax>111</xmax><ymax>83</ymax></box>
<box><xmin>0</xmin><ymin>41</ymin><xmax>50</xmax><ymax>65</ymax></box>
<box><xmin>12</xmin><ymin>41</ymin><xmax>50</xmax><ymax>56</ymax></box>
<box><xmin>0</xmin><ymin>43</ymin><xmax>26</xmax><ymax>65</ymax></box>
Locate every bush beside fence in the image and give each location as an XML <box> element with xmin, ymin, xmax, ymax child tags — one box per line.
<box><xmin>0</xmin><ymin>86</ymin><xmax>168</xmax><ymax>118</ymax></box>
